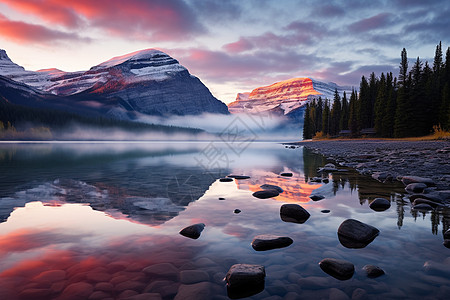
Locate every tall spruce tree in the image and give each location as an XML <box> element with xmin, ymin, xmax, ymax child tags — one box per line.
<box><xmin>374</xmin><ymin>73</ymin><xmax>387</xmax><ymax>136</ymax></box>
<box><xmin>381</xmin><ymin>73</ymin><xmax>396</xmax><ymax>137</ymax></box>
<box><xmin>330</xmin><ymin>89</ymin><xmax>342</xmax><ymax>136</ymax></box>
<box><xmin>348</xmin><ymin>89</ymin><xmax>359</xmax><ymax>136</ymax></box>
<box><xmin>303</xmin><ymin>103</ymin><xmax>312</xmax><ymax>139</ymax></box>
<box><xmin>322</xmin><ymin>99</ymin><xmax>330</xmax><ymax>136</ymax></box>
<box><xmin>358</xmin><ymin>76</ymin><xmax>370</xmax><ymax>129</ymax></box>
<box><xmin>340</xmin><ymin>91</ymin><xmax>349</xmax><ymax>131</ymax></box>
<box><xmin>395</xmin><ymin>48</ymin><xmax>412</xmax><ymax>137</ymax></box>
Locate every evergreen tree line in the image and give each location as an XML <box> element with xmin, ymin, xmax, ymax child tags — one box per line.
<box><xmin>303</xmin><ymin>42</ymin><xmax>450</xmax><ymax>139</ymax></box>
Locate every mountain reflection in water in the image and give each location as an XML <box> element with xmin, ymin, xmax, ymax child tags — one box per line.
<box><xmin>0</xmin><ymin>142</ymin><xmax>449</xmax><ymax>299</ymax></box>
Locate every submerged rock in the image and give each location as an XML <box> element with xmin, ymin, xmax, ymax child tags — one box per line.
<box><xmin>372</xmin><ymin>172</ymin><xmax>393</xmax><ymax>182</ymax></box>
<box><xmin>319</xmin><ymin>163</ymin><xmax>338</xmax><ymax>172</ymax></box>
<box><xmin>260</xmin><ymin>184</ymin><xmax>283</xmax><ymax>193</ymax></box>
<box><xmin>444</xmin><ymin>240</ymin><xmax>450</xmax><ymax>248</ymax></box>
<box><xmin>337</xmin><ymin>219</ymin><xmax>379</xmax><ymax>249</ymax></box>
<box><xmin>319</xmin><ymin>258</ymin><xmax>354</xmax><ymax>280</ymax></box>
<box><xmin>362</xmin><ymin>265</ymin><xmax>385</xmax><ymax>278</ymax></box>
<box><xmin>369</xmin><ymin>198</ymin><xmax>391</xmax><ymax>211</ymax></box>
<box><xmin>234</xmin><ymin>209</ymin><xmax>241</xmax><ymax>214</ymax></box>
<box><xmin>321</xmin><ymin>209</ymin><xmax>331</xmax><ymax>213</ymax></box>
<box><xmin>252</xmin><ymin>190</ymin><xmax>279</xmax><ymax>199</ymax></box>
<box><xmin>251</xmin><ymin>235</ymin><xmax>293</xmax><ymax>251</ymax></box>
<box><xmin>225</xmin><ymin>264</ymin><xmax>265</xmax><ymax>299</ymax></box>
<box><xmin>412</xmin><ymin>203</ymin><xmax>433</xmax><ymax>211</ymax></box>
<box><xmin>179</xmin><ymin>223</ymin><xmax>205</xmax><ymax>239</ymax></box>
<box><xmin>280</xmin><ymin>204</ymin><xmax>310</xmax><ymax>224</ymax></box>
<box><xmin>227</xmin><ymin>175</ymin><xmax>250</xmax><ymax>180</ymax></box>
<box><xmin>444</xmin><ymin>229</ymin><xmax>450</xmax><ymax>239</ymax></box>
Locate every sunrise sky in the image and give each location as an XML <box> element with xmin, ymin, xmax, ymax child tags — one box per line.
<box><xmin>0</xmin><ymin>0</ymin><xmax>449</xmax><ymax>103</ymax></box>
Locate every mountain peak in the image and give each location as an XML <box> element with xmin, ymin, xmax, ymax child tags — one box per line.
<box><xmin>95</xmin><ymin>48</ymin><xmax>174</xmax><ymax>69</ymax></box>
<box><xmin>0</xmin><ymin>49</ymin><xmax>12</xmax><ymax>61</ymax></box>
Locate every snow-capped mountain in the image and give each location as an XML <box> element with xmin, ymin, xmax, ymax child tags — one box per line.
<box><xmin>228</xmin><ymin>77</ymin><xmax>352</xmax><ymax>116</ymax></box>
<box><xmin>0</xmin><ymin>49</ymin><xmax>229</xmax><ymax>117</ymax></box>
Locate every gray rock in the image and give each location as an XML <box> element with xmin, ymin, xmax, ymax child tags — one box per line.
<box><xmin>253</xmin><ymin>190</ymin><xmax>279</xmax><ymax>199</ymax></box>
<box><xmin>444</xmin><ymin>229</ymin><xmax>450</xmax><ymax>239</ymax></box>
<box><xmin>143</xmin><ymin>263</ymin><xmax>179</xmax><ymax>280</ymax></box>
<box><xmin>337</xmin><ymin>219</ymin><xmax>379</xmax><ymax>248</ymax></box>
<box><xmin>369</xmin><ymin>198</ymin><xmax>391</xmax><ymax>211</ymax></box>
<box><xmin>351</xmin><ymin>288</ymin><xmax>367</xmax><ymax>300</ymax></box>
<box><xmin>362</xmin><ymin>265</ymin><xmax>385</xmax><ymax>278</ymax></box>
<box><xmin>225</xmin><ymin>264</ymin><xmax>265</xmax><ymax>298</ymax></box>
<box><xmin>309</xmin><ymin>194</ymin><xmax>325</xmax><ymax>201</ymax></box>
<box><xmin>280</xmin><ymin>172</ymin><xmax>293</xmax><ymax>177</ymax></box>
<box><xmin>405</xmin><ymin>183</ymin><xmax>428</xmax><ymax>193</ymax></box>
<box><xmin>329</xmin><ymin>288</ymin><xmax>350</xmax><ymax>300</ymax></box>
<box><xmin>319</xmin><ymin>258</ymin><xmax>354</xmax><ymax>280</ymax></box>
<box><xmin>372</xmin><ymin>172</ymin><xmax>393</xmax><ymax>182</ymax></box>
<box><xmin>251</xmin><ymin>235</ymin><xmax>293</xmax><ymax>251</ymax></box>
<box><xmin>260</xmin><ymin>184</ymin><xmax>284</xmax><ymax>193</ymax></box>
<box><xmin>280</xmin><ymin>204</ymin><xmax>310</xmax><ymax>224</ymax></box>
<box><xmin>402</xmin><ymin>176</ymin><xmax>435</xmax><ymax>187</ymax></box>
<box><xmin>412</xmin><ymin>198</ymin><xmax>443</xmax><ymax>208</ymax></box>
<box><xmin>412</xmin><ymin>203</ymin><xmax>433</xmax><ymax>211</ymax></box>
<box><xmin>179</xmin><ymin>223</ymin><xmax>205</xmax><ymax>239</ymax></box>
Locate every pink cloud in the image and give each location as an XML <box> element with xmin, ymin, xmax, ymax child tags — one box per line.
<box><xmin>348</xmin><ymin>13</ymin><xmax>394</xmax><ymax>33</ymax></box>
<box><xmin>223</xmin><ymin>38</ymin><xmax>254</xmax><ymax>53</ymax></box>
<box><xmin>0</xmin><ymin>13</ymin><xmax>89</xmax><ymax>44</ymax></box>
<box><xmin>0</xmin><ymin>0</ymin><xmax>206</xmax><ymax>41</ymax></box>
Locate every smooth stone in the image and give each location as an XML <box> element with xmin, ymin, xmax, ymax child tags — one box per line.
<box><xmin>280</xmin><ymin>204</ymin><xmax>310</xmax><ymax>224</ymax></box>
<box><xmin>351</xmin><ymin>288</ymin><xmax>367</xmax><ymax>300</ymax></box>
<box><xmin>225</xmin><ymin>264</ymin><xmax>265</xmax><ymax>299</ymax></box>
<box><xmin>143</xmin><ymin>263</ymin><xmax>179</xmax><ymax>280</ymax></box>
<box><xmin>60</xmin><ymin>282</ymin><xmax>94</xmax><ymax>299</ymax></box>
<box><xmin>413</xmin><ymin>203</ymin><xmax>433</xmax><ymax>211</ymax></box>
<box><xmin>174</xmin><ymin>282</ymin><xmax>212</xmax><ymax>300</ymax></box>
<box><xmin>412</xmin><ymin>198</ymin><xmax>443</xmax><ymax>208</ymax></box>
<box><xmin>219</xmin><ymin>178</ymin><xmax>234</xmax><ymax>182</ymax></box>
<box><xmin>234</xmin><ymin>209</ymin><xmax>241</xmax><ymax>214</ymax></box>
<box><xmin>180</xmin><ymin>270</ymin><xmax>210</xmax><ymax>284</ymax></box>
<box><xmin>423</xmin><ymin>260</ymin><xmax>450</xmax><ymax>277</ymax></box>
<box><xmin>179</xmin><ymin>223</ymin><xmax>205</xmax><ymax>239</ymax></box>
<box><xmin>260</xmin><ymin>184</ymin><xmax>284</xmax><ymax>193</ymax></box>
<box><xmin>405</xmin><ymin>183</ymin><xmax>428</xmax><ymax>193</ymax></box>
<box><xmin>337</xmin><ymin>219</ymin><xmax>379</xmax><ymax>249</ymax></box>
<box><xmin>218</xmin><ymin>197</ymin><xmax>226</xmax><ymax>200</ymax></box>
<box><xmin>402</xmin><ymin>176</ymin><xmax>435</xmax><ymax>187</ymax></box>
<box><xmin>123</xmin><ymin>293</ymin><xmax>162</xmax><ymax>300</ymax></box>
<box><xmin>444</xmin><ymin>240</ymin><xmax>450</xmax><ymax>248</ymax></box>
<box><xmin>251</xmin><ymin>234</ymin><xmax>293</xmax><ymax>251</ymax></box>
<box><xmin>253</xmin><ymin>190</ymin><xmax>279</xmax><ymax>199</ymax></box>
<box><xmin>362</xmin><ymin>265</ymin><xmax>385</xmax><ymax>278</ymax></box>
<box><xmin>329</xmin><ymin>287</ymin><xmax>350</xmax><ymax>300</ymax></box>
<box><xmin>319</xmin><ymin>258</ymin><xmax>355</xmax><ymax>280</ymax></box>
<box><xmin>280</xmin><ymin>172</ymin><xmax>293</xmax><ymax>177</ymax></box>
<box><xmin>444</xmin><ymin>229</ymin><xmax>450</xmax><ymax>239</ymax></box>
<box><xmin>227</xmin><ymin>175</ymin><xmax>250</xmax><ymax>179</ymax></box>
<box><xmin>321</xmin><ymin>209</ymin><xmax>331</xmax><ymax>213</ymax></box>
<box><xmin>319</xmin><ymin>163</ymin><xmax>338</xmax><ymax>172</ymax></box>
<box><xmin>309</xmin><ymin>194</ymin><xmax>325</xmax><ymax>201</ymax></box>
<box><xmin>369</xmin><ymin>198</ymin><xmax>391</xmax><ymax>211</ymax></box>
<box><xmin>372</xmin><ymin>172</ymin><xmax>393</xmax><ymax>182</ymax></box>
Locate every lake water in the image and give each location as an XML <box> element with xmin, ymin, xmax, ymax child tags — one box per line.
<box><xmin>0</xmin><ymin>142</ymin><xmax>449</xmax><ymax>300</ymax></box>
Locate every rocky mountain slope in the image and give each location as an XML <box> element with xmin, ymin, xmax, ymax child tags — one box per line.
<box><xmin>0</xmin><ymin>49</ymin><xmax>229</xmax><ymax>118</ymax></box>
<box><xmin>228</xmin><ymin>77</ymin><xmax>352</xmax><ymax>120</ymax></box>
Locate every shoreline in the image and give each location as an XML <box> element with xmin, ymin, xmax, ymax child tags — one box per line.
<box><xmin>290</xmin><ymin>139</ymin><xmax>450</xmax><ymax>191</ymax></box>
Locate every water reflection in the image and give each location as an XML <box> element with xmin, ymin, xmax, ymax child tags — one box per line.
<box><xmin>0</xmin><ymin>142</ymin><xmax>449</xmax><ymax>299</ymax></box>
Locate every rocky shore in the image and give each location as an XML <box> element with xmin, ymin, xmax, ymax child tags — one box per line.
<box><xmin>292</xmin><ymin>139</ymin><xmax>450</xmax><ymax>191</ymax></box>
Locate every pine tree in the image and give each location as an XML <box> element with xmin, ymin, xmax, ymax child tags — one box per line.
<box><xmin>348</xmin><ymin>89</ymin><xmax>359</xmax><ymax>136</ymax></box>
<box><xmin>340</xmin><ymin>91</ymin><xmax>349</xmax><ymax>131</ymax></box>
<box><xmin>322</xmin><ymin>99</ymin><xmax>330</xmax><ymax>136</ymax></box>
<box><xmin>330</xmin><ymin>89</ymin><xmax>342</xmax><ymax>136</ymax></box>
<box><xmin>358</xmin><ymin>76</ymin><xmax>370</xmax><ymax>129</ymax></box>
<box><xmin>399</xmin><ymin>48</ymin><xmax>408</xmax><ymax>87</ymax></box>
<box><xmin>303</xmin><ymin>103</ymin><xmax>312</xmax><ymax>139</ymax></box>
<box><xmin>316</xmin><ymin>97</ymin><xmax>323</xmax><ymax>132</ymax></box>
<box><xmin>395</xmin><ymin>48</ymin><xmax>412</xmax><ymax>137</ymax></box>
<box><xmin>374</xmin><ymin>73</ymin><xmax>387</xmax><ymax>136</ymax></box>
<box><xmin>382</xmin><ymin>72</ymin><xmax>396</xmax><ymax>137</ymax></box>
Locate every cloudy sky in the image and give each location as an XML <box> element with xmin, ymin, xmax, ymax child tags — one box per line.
<box><xmin>0</xmin><ymin>0</ymin><xmax>449</xmax><ymax>103</ymax></box>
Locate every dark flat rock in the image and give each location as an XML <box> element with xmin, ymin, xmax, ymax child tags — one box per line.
<box><xmin>405</xmin><ymin>183</ymin><xmax>428</xmax><ymax>193</ymax></box>
<box><xmin>362</xmin><ymin>265</ymin><xmax>385</xmax><ymax>278</ymax></box>
<box><xmin>337</xmin><ymin>219</ymin><xmax>379</xmax><ymax>248</ymax></box>
<box><xmin>280</xmin><ymin>172</ymin><xmax>293</xmax><ymax>177</ymax></box>
<box><xmin>280</xmin><ymin>204</ymin><xmax>310</xmax><ymax>224</ymax></box>
<box><xmin>310</xmin><ymin>194</ymin><xmax>325</xmax><ymax>201</ymax></box>
<box><xmin>260</xmin><ymin>184</ymin><xmax>283</xmax><ymax>193</ymax></box>
<box><xmin>321</xmin><ymin>209</ymin><xmax>331</xmax><ymax>213</ymax></box>
<box><xmin>252</xmin><ymin>190</ymin><xmax>279</xmax><ymax>199</ymax></box>
<box><xmin>227</xmin><ymin>175</ymin><xmax>251</xmax><ymax>180</ymax></box>
<box><xmin>369</xmin><ymin>198</ymin><xmax>391</xmax><ymax>211</ymax></box>
<box><xmin>319</xmin><ymin>258</ymin><xmax>354</xmax><ymax>280</ymax></box>
<box><xmin>179</xmin><ymin>223</ymin><xmax>205</xmax><ymax>239</ymax></box>
<box><xmin>219</xmin><ymin>178</ymin><xmax>234</xmax><ymax>182</ymax></box>
<box><xmin>251</xmin><ymin>234</ymin><xmax>293</xmax><ymax>251</ymax></box>
<box><xmin>234</xmin><ymin>209</ymin><xmax>241</xmax><ymax>214</ymax></box>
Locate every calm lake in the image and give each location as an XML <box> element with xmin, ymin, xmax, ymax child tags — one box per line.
<box><xmin>0</xmin><ymin>141</ymin><xmax>448</xmax><ymax>300</ymax></box>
